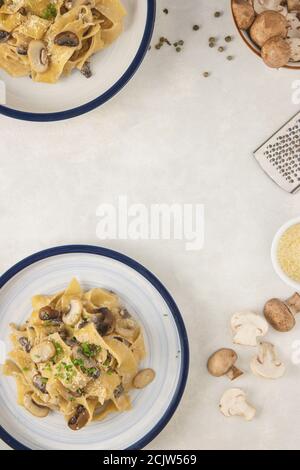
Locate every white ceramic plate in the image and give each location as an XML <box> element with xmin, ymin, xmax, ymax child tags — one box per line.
<box><xmin>271</xmin><ymin>217</ymin><xmax>300</xmax><ymax>290</ymax></box>
<box><xmin>0</xmin><ymin>1</ymin><xmax>156</xmax><ymax>121</ymax></box>
<box><xmin>0</xmin><ymin>245</ymin><xmax>189</xmax><ymax>450</ymax></box>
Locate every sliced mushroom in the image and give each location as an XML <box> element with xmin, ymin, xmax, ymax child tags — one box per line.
<box><xmin>261</xmin><ymin>36</ymin><xmax>291</xmax><ymax>67</ymax></box>
<box><xmin>113</xmin><ymin>384</ymin><xmax>124</xmax><ymax>399</ymax></box>
<box><xmin>16</xmin><ymin>46</ymin><xmax>28</xmax><ymax>56</ymax></box>
<box><xmin>18</xmin><ymin>336</ymin><xmax>31</xmax><ymax>353</ymax></box>
<box><xmin>264</xmin><ymin>293</ymin><xmax>300</xmax><ymax>331</ymax></box>
<box><xmin>207</xmin><ymin>348</ymin><xmax>244</xmax><ymax>380</ymax></box>
<box><xmin>32</xmin><ymin>374</ymin><xmax>48</xmax><ymax>394</ymax></box>
<box><xmin>232</xmin><ymin>0</ymin><xmax>256</xmax><ymax>30</ymax></box>
<box><xmin>63</xmin><ymin>299</ymin><xmax>82</xmax><ymax>326</ymax></box>
<box><xmin>23</xmin><ymin>393</ymin><xmax>49</xmax><ymax>418</ymax></box>
<box><xmin>92</xmin><ymin>307</ymin><xmax>115</xmax><ymax>336</ymax></box>
<box><xmin>219</xmin><ymin>388</ymin><xmax>256</xmax><ymax>421</ymax></box>
<box><xmin>231</xmin><ymin>311</ymin><xmax>269</xmax><ymax>346</ymax></box>
<box><xmin>287</xmin><ymin>37</ymin><xmax>300</xmax><ymax>59</ymax></box>
<box><xmin>27</xmin><ymin>40</ymin><xmax>49</xmax><ymax>73</ymax></box>
<box><xmin>39</xmin><ymin>306</ymin><xmax>62</xmax><ymax>322</ymax></box>
<box><xmin>30</xmin><ymin>341</ymin><xmax>56</xmax><ymax>363</ymax></box>
<box><xmin>54</xmin><ymin>31</ymin><xmax>79</xmax><ymax>47</ymax></box>
<box><xmin>68</xmin><ymin>405</ymin><xmax>89</xmax><ymax>431</ymax></box>
<box><xmin>72</xmin><ymin>344</ymin><xmax>98</xmax><ymax>369</ymax></box>
<box><xmin>80</xmin><ymin>61</ymin><xmax>92</xmax><ymax>78</ymax></box>
<box><xmin>133</xmin><ymin>368</ymin><xmax>156</xmax><ymax>389</ymax></box>
<box><xmin>251</xmin><ymin>342</ymin><xmax>286</xmax><ymax>379</ymax></box>
<box><xmin>91</xmin><ymin>8</ymin><xmax>113</xmax><ymax>29</ymax></box>
<box><xmin>0</xmin><ymin>30</ymin><xmax>10</xmax><ymax>43</ymax></box>
<box><xmin>115</xmin><ymin>317</ymin><xmax>139</xmax><ymax>342</ymax></box>
<box><xmin>250</xmin><ymin>10</ymin><xmax>288</xmax><ymax>47</ymax></box>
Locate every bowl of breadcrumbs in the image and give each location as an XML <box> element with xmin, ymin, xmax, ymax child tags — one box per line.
<box><xmin>272</xmin><ymin>217</ymin><xmax>300</xmax><ymax>289</ymax></box>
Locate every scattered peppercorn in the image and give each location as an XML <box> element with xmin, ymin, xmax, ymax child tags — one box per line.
<box><xmin>218</xmin><ymin>46</ymin><xmax>224</xmax><ymax>52</ymax></box>
<box><xmin>227</xmin><ymin>55</ymin><xmax>234</xmax><ymax>61</ymax></box>
<box><xmin>176</xmin><ymin>47</ymin><xmax>181</xmax><ymax>52</ymax></box>
<box><xmin>209</xmin><ymin>37</ymin><xmax>216</xmax><ymax>43</ymax></box>
<box><xmin>209</xmin><ymin>42</ymin><xmax>215</xmax><ymax>48</ymax></box>
<box><xmin>203</xmin><ymin>72</ymin><xmax>210</xmax><ymax>78</ymax></box>
<box><xmin>214</xmin><ymin>11</ymin><xmax>221</xmax><ymax>18</ymax></box>
<box><xmin>193</xmin><ymin>25</ymin><xmax>200</xmax><ymax>31</ymax></box>
<box><xmin>163</xmin><ymin>8</ymin><xmax>168</xmax><ymax>14</ymax></box>
<box><xmin>225</xmin><ymin>36</ymin><xmax>232</xmax><ymax>43</ymax></box>
<box><xmin>178</xmin><ymin>40</ymin><xmax>184</xmax><ymax>46</ymax></box>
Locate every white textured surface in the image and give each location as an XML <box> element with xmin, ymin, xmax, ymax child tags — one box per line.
<box><xmin>0</xmin><ymin>0</ymin><xmax>300</xmax><ymax>450</ymax></box>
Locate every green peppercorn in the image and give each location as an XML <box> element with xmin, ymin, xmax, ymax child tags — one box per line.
<box><xmin>214</xmin><ymin>11</ymin><xmax>221</xmax><ymax>17</ymax></box>
<box><xmin>176</xmin><ymin>47</ymin><xmax>181</xmax><ymax>52</ymax></box>
<box><xmin>218</xmin><ymin>46</ymin><xmax>224</xmax><ymax>52</ymax></box>
<box><xmin>193</xmin><ymin>25</ymin><xmax>200</xmax><ymax>31</ymax></box>
<box><xmin>203</xmin><ymin>72</ymin><xmax>210</xmax><ymax>78</ymax></box>
<box><xmin>227</xmin><ymin>55</ymin><xmax>234</xmax><ymax>61</ymax></box>
<box><xmin>225</xmin><ymin>36</ymin><xmax>232</xmax><ymax>43</ymax></box>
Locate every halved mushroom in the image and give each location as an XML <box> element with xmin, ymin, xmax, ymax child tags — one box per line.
<box><xmin>231</xmin><ymin>311</ymin><xmax>268</xmax><ymax>346</ymax></box>
<box><xmin>54</xmin><ymin>31</ymin><xmax>79</xmax><ymax>47</ymax></box>
<box><xmin>261</xmin><ymin>36</ymin><xmax>291</xmax><ymax>67</ymax></box>
<box><xmin>92</xmin><ymin>307</ymin><xmax>115</xmax><ymax>336</ymax></box>
<box><xmin>232</xmin><ymin>0</ymin><xmax>256</xmax><ymax>30</ymax></box>
<box><xmin>287</xmin><ymin>37</ymin><xmax>300</xmax><ymax>59</ymax></box>
<box><xmin>63</xmin><ymin>299</ymin><xmax>82</xmax><ymax>326</ymax></box>
<box><xmin>251</xmin><ymin>342</ymin><xmax>286</xmax><ymax>379</ymax></box>
<box><xmin>27</xmin><ymin>40</ymin><xmax>49</xmax><ymax>73</ymax></box>
<box><xmin>30</xmin><ymin>341</ymin><xmax>56</xmax><ymax>363</ymax></box>
<box><xmin>32</xmin><ymin>374</ymin><xmax>48</xmax><ymax>394</ymax></box>
<box><xmin>264</xmin><ymin>292</ymin><xmax>300</xmax><ymax>331</ymax></box>
<box><xmin>23</xmin><ymin>393</ymin><xmax>49</xmax><ymax>418</ymax></box>
<box><xmin>115</xmin><ymin>318</ymin><xmax>139</xmax><ymax>342</ymax></box>
<box><xmin>250</xmin><ymin>10</ymin><xmax>288</xmax><ymax>47</ymax></box>
<box><xmin>133</xmin><ymin>368</ymin><xmax>156</xmax><ymax>389</ymax></box>
<box><xmin>0</xmin><ymin>30</ymin><xmax>10</xmax><ymax>43</ymax></box>
<box><xmin>68</xmin><ymin>405</ymin><xmax>89</xmax><ymax>431</ymax></box>
<box><xmin>18</xmin><ymin>336</ymin><xmax>31</xmax><ymax>353</ymax></box>
<box><xmin>207</xmin><ymin>348</ymin><xmax>244</xmax><ymax>380</ymax></box>
<box><xmin>39</xmin><ymin>306</ymin><xmax>62</xmax><ymax>322</ymax></box>
<box><xmin>219</xmin><ymin>388</ymin><xmax>256</xmax><ymax>421</ymax></box>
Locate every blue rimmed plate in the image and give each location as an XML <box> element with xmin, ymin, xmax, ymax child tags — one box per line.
<box><xmin>0</xmin><ymin>245</ymin><xmax>189</xmax><ymax>450</ymax></box>
<box><xmin>0</xmin><ymin>1</ymin><xmax>156</xmax><ymax>122</ymax></box>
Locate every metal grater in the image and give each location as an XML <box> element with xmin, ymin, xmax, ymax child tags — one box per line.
<box><xmin>254</xmin><ymin>111</ymin><xmax>300</xmax><ymax>194</ymax></box>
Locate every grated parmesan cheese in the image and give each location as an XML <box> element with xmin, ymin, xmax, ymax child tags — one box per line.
<box><xmin>278</xmin><ymin>223</ymin><xmax>300</xmax><ymax>282</ymax></box>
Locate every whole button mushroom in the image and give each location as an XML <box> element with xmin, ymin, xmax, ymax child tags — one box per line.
<box><xmin>231</xmin><ymin>311</ymin><xmax>268</xmax><ymax>346</ymax></box>
<box><xmin>264</xmin><ymin>292</ymin><xmax>300</xmax><ymax>332</ymax></box>
<box><xmin>207</xmin><ymin>348</ymin><xmax>244</xmax><ymax>380</ymax></box>
<box><xmin>133</xmin><ymin>368</ymin><xmax>156</xmax><ymax>389</ymax></box>
<box><xmin>261</xmin><ymin>36</ymin><xmax>291</xmax><ymax>67</ymax></box>
<box><xmin>219</xmin><ymin>388</ymin><xmax>256</xmax><ymax>421</ymax></box>
<box><xmin>232</xmin><ymin>0</ymin><xmax>256</xmax><ymax>30</ymax></box>
<box><xmin>251</xmin><ymin>342</ymin><xmax>286</xmax><ymax>379</ymax></box>
<box><xmin>250</xmin><ymin>10</ymin><xmax>288</xmax><ymax>47</ymax></box>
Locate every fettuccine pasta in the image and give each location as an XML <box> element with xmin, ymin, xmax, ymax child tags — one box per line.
<box><xmin>2</xmin><ymin>278</ymin><xmax>155</xmax><ymax>430</ymax></box>
<box><xmin>0</xmin><ymin>0</ymin><xmax>126</xmax><ymax>83</ymax></box>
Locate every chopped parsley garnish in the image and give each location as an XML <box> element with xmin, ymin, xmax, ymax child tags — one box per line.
<box><xmin>55</xmin><ymin>361</ymin><xmax>76</xmax><ymax>384</ymax></box>
<box><xmin>72</xmin><ymin>358</ymin><xmax>84</xmax><ymax>368</ymax></box>
<box><xmin>42</xmin><ymin>3</ymin><xmax>57</xmax><ymax>20</ymax></box>
<box><xmin>81</xmin><ymin>342</ymin><xmax>101</xmax><ymax>358</ymax></box>
<box><xmin>22</xmin><ymin>367</ymin><xmax>30</xmax><ymax>372</ymax></box>
<box><xmin>106</xmin><ymin>370</ymin><xmax>113</xmax><ymax>375</ymax></box>
<box><xmin>41</xmin><ymin>377</ymin><xmax>48</xmax><ymax>384</ymax></box>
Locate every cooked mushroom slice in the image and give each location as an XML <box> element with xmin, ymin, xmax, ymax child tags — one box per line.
<box><xmin>39</xmin><ymin>305</ymin><xmax>61</xmax><ymax>322</ymax></box>
<box><xmin>68</xmin><ymin>405</ymin><xmax>89</xmax><ymax>431</ymax></box>
<box><xmin>16</xmin><ymin>46</ymin><xmax>28</xmax><ymax>55</ymax></box>
<box><xmin>114</xmin><ymin>384</ymin><xmax>124</xmax><ymax>399</ymax></box>
<box><xmin>54</xmin><ymin>31</ymin><xmax>79</xmax><ymax>47</ymax></box>
<box><xmin>80</xmin><ymin>61</ymin><xmax>92</xmax><ymax>78</ymax></box>
<box><xmin>72</xmin><ymin>344</ymin><xmax>98</xmax><ymax>369</ymax></box>
<box><xmin>219</xmin><ymin>388</ymin><xmax>256</xmax><ymax>421</ymax></box>
<box><xmin>0</xmin><ymin>31</ymin><xmax>10</xmax><ymax>43</ymax></box>
<box><xmin>27</xmin><ymin>40</ymin><xmax>49</xmax><ymax>73</ymax></box>
<box><xmin>92</xmin><ymin>307</ymin><xmax>115</xmax><ymax>336</ymax></box>
<box><xmin>251</xmin><ymin>342</ymin><xmax>286</xmax><ymax>379</ymax></box>
<box><xmin>133</xmin><ymin>368</ymin><xmax>155</xmax><ymax>389</ymax></box>
<box><xmin>63</xmin><ymin>299</ymin><xmax>82</xmax><ymax>326</ymax></box>
<box><xmin>261</xmin><ymin>36</ymin><xmax>291</xmax><ymax>67</ymax></box>
<box><xmin>232</xmin><ymin>0</ymin><xmax>256</xmax><ymax>30</ymax></box>
<box><xmin>207</xmin><ymin>348</ymin><xmax>244</xmax><ymax>380</ymax></box>
<box><xmin>250</xmin><ymin>11</ymin><xmax>288</xmax><ymax>47</ymax></box>
<box><xmin>115</xmin><ymin>318</ymin><xmax>139</xmax><ymax>342</ymax></box>
<box><xmin>18</xmin><ymin>336</ymin><xmax>31</xmax><ymax>353</ymax></box>
<box><xmin>264</xmin><ymin>292</ymin><xmax>300</xmax><ymax>332</ymax></box>
<box><xmin>32</xmin><ymin>374</ymin><xmax>48</xmax><ymax>394</ymax></box>
<box><xmin>23</xmin><ymin>393</ymin><xmax>49</xmax><ymax>418</ymax></box>
<box><xmin>231</xmin><ymin>311</ymin><xmax>268</xmax><ymax>346</ymax></box>
<box><xmin>30</xmin><ymin>341</ymin><xmax>56</xmax><ymax>363</ymax></box>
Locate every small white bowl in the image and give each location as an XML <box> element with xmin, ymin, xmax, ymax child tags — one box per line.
<box><xmin>271</xmin><ymin>216</ymin><xmax>300</xmax><ymax>290</ymax></box>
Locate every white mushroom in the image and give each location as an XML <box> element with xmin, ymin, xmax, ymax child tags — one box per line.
<box><xmin>30</xmin><ymin>340</ymin><xmax>56</xmax><ymax>363</ymax></box>
<box><xmin>23</xmin><ymin>393</ymin><xmax>49</xmax><ymax>417</ymax></box>
<box><xmin>287</xmin><ymin>12</ymin><xmax>300</xmax><ymax>37</ymax></box>
<box><xmin>251</xmin><ymin>341</ymin><xmax>286</xmax><ymax>379</ymax></box>
<box><xmin>63</xmin><ymin>299</ymin><xmax>82</xmax><ymax>326</ymax></box>
<box><xmin>219</xmin><ymin>388</ymin><xmax>256</xmax><ymax>421</ymax></box>
<box><xmin>231</xmin><ymin>311</ymin><xmax>268</xmax><ymax>346</ymax></box>
<box><xmin>253</xmin><ymin>0</ymin><xmax>288</xmax><ymax>16</ymax></box>
<box><xmin>287</xmin><ymin>37</ymin><xmax>300</xmax><ymax>59</ymax></box>
<box><xmin>27</xmin><ymin>40</ymin><xmax>49</xmax><ymax>73</ymax></box>
<box><xmin>207</xmin><ymin>348</ymin><xmax>244</xmax><ymax>380</ymax></box>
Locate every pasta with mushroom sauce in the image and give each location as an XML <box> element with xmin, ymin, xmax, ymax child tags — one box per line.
<box><xmin>0</xmin><ymin>0</ymin><xmax>126</xmax><ymax>83</ymax></box>
<box><xmin>2</xmin><ymin>278</ymin><xmax>155</xmax><ymax>430</ymax></box>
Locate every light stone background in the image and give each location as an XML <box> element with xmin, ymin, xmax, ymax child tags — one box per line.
<box><xmin>1</xmin><ymin>0</ymin><xmax>300</xmax><ymax>450</ymax></box>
